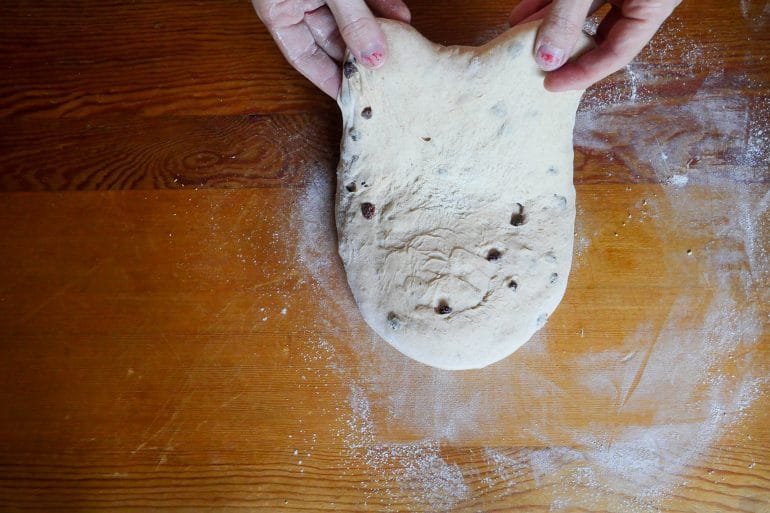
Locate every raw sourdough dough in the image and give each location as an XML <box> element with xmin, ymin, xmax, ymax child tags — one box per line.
<box><xmin>335</xmin><ymin>20</ymin><xmax>591</xmax><ymax>370</ymax></box>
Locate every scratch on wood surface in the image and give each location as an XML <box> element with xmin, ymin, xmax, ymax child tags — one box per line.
<box><xmin>163</xmin><ymin>333</ymin><xmax>185</xmax><ymax>366</ymax></box>
<box><xmin>132</xmin><ymin>372</ymin><xmax>193</xmax><ymax>453</ymax></box>
<box><xmin>133</xmin><ymin>395</ymin><xmax>175</xmax><ymax>453</ymax></box>
<box><xmin>154</xmin><ymin>454</ymin><xmax>168</xmax><ymax>471</ymax></box>
<box><xmin>12</xmin><ymin>257</ymin><xmax>110</xmax><ymax>326</ymax></box>
<box><xmin>220</xmin><ymin>392</ymin><xmax>243</xmax><ymax>409</ymax></box>
<box><xmin>247</xmin><ymin>270</ymin><xmax>300</xmax><ymax>293</ymax></box>
<box><xmin>136</xmin><ymin>409</ymin><xmax>180</xmax><ymax>453</ymax></box>
<box><xmin>619</xmin><ymin>334</ymin><xmax>661</xmax><ymax>411</ymax></box>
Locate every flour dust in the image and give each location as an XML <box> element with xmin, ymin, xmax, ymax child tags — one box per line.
<box><xmin>286</xmin><ymin>11</ymin><xmax>769</xmax><ymax>512</ymax></box>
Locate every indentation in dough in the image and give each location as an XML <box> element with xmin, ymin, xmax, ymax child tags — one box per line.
<box><xmin>491</xmin><ymin>102</ymin><xmax>507</xmax><ymax>118</ymax></box>
<box><xmin>549</xmin><ymin>272</ymin><xmax>559</xmax><ymax>284</ymax></box>
<box><xmin>467</xmin><ymin>56</ymin><xmax>481</xmax><ymax>76</ymax></box>
<box><xmin>349</xmin><ymin>127</ymin><xmax>360</xmax><ymax>141</ymax></box>
<box><xmin>508</xmin><ymin>279</ymin><xmax>518</xmax><ymax>291</ymax></box>
<box><xmin>508</xmin><ymin>41</ymin><xmax>524</xmax><ymax>58</ymax></box>
<box><xmin>361</xmin><ymin>107</ymin><xmax>372</xmax><ymax>119</ymax></box>
<box><xmin>486</xmin><ymin>249</ymin><xmax>502</xmax><ymax>261</ymax></box>
<box><xmin>343</xmin><ymin>155</ymin><xmax>359</xmax><ymax>174</ymax></box>
<box><xmin>346</xmin><ymin>182</ymin><xmax>357</xmax><ymax>192</ymax></box>
<box><xmin>545</xmin><ymin>251</ymin><xmax>557</xmax><ymax>263</ymax></box>
<box><xmin>387</xmin><ymin>312</ymin><xmax>401</xmax><ymax>330</ymax></box>
<box><xmin>548</xmin><ymin>166</ymin><xmax>558</xmax><ymax>174</ymax></box>
<box><xmin>510</xmin><ymin>203</ymin><xmax>526</xmax><ymax>226</ymax></box>
<box><xmin>421</xmin><ymin>136</ymin><xmax>432</xmax><ymax>141</ymax></box>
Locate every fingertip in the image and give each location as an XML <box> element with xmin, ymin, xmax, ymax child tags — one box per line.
<box><xmin>535</xmin><ymin>43</ymin><xmax>565</xmax><ymax>71</ymax></box>
<box><xmin>357</xmin><ymin>41</ymin><xmax>387</xmax><ymax>69</ymax></box>
<box><xmin>336</xmin><ymin>14</ymin><xmax>389</xmax><ymax>69</ymax></box>
<box><xmin>357</xmin><ymin>25</ymin><xmax>389</xmax><ymax>69</ymax></box>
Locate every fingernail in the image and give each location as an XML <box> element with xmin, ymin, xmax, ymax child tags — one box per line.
<box><xmin>536</xmin><ymin>43</ymin><xmax>564</xmax><ymax>71</ymax></box>
<box><xmin>361</xmin><ymin>45</ymin><xmax>385</xmax><ymax>69</ymax></box>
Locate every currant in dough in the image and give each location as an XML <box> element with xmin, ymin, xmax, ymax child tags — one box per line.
<box><xmin>335</xmin><ymin>20</ymin><xmax>590</xmax><ymax>370</ymax></box>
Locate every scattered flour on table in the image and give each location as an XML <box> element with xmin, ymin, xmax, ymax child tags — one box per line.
<box><xmin>303</xmin><ymin>336</ymin><xmax>471</xmax><ymax>511</ymax></box>
<box><xmin>740</xmin><ymin>0</ymin><xmax>770</xmax><ymax>29</ymax></box>
<box><xmin>294</xmin><ymin>170</ymin><xmax>363</xmax><ymax>328</ymax></box>
<box><xmin>285</xmin><ymin>14</ymin><xmax>769</xmax><ymax>512</ymax></box>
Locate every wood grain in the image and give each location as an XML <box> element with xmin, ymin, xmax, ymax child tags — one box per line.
<box><xmin>0</xmin><ymin>0</ymin><xmax>768</xmax><ymax>511</ymax></box>
<box><xmin>0</xmin><ymin>113</ymin><xmax>339</xmax><ymax>190</ymax></box>
<box><xmin>1</xmin><ymin>102</ymin><xmax>767</xmax><ymax>190</ymax></box>
<box><xmin>0</xmin><ymin>186</ymin><xmax>768</xmax><ymax>512</ymax></box>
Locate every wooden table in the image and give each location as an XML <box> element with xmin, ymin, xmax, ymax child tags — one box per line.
<box><xmin>1</xmin><ymin>1</ymin><xmax>768</xmax><ymax>511</ymax></box>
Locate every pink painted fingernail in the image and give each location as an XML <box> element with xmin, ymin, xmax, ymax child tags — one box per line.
<box><xmin>361</xmin><ymin>45</ymin><xmax>386</xmax><ymax>69</ymax></box>
<box><xmin>536</xmin><ymin>43</ymin><xmax>564</xmax><ymax>71</ymax></box>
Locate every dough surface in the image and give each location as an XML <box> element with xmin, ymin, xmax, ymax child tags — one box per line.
<box><xmin>335</xmin><ymin>20</ymin><xmax>590</xmax><ymax>370</ymax></box>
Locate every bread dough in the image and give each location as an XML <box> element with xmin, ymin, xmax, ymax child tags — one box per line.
<box><xmin>335</xmin><ymin>20</ymin><xmax>590</xmax><ymax>370</ymax></box>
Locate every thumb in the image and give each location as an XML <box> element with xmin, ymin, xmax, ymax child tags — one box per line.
<box><xmin>535</xmin><ymin>0</ymin><xmax>593</xmax><ymax>71</ymax></box>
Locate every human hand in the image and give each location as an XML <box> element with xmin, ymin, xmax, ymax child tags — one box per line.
<box><xmin>509</xmin><ymin>0</ymin><xmax>682</xmax><ymax>91</ymax></box>
<box><xmin>253</xmin><ymin>0</ymin><xmax>411</xmax><ymax>97</ymax></box>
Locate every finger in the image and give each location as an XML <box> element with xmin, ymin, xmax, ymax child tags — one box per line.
<box><xmin>509</xmin><ymin>0</ymin><xmax>551</xmax><ymax>26</ymax></box>
<box><xmin>305</xmin><ymin>6</ymin><xmax>345</xmax><ymax>61</ymax></box>
<box><xmin>327</xmin><ymin>0</ymin><xmax>388</xmax><ymax>69</ymax></box>
<box><xmin>544</xmin><ymin>7</ymin><xmax>663</xmax><ymax>92</ymax></box>
<box><xmin>535</xmin><ymin>0</ymin><xmax>594</xmax><ymax>71</ymax></box>
<box><xmin>367</xmin><ymin>0</ymin><xmax>411</xmax><ymax>23</ymax></box>
<box><xmin>271</xmin><ymin>22</ymin><xmax>342</xmax><ymax>97</ymax></box>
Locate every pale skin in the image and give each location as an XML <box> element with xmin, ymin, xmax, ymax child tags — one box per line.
<box><xmin>252</xmin><ymin>0</ymin><xmax>682</xmax><ymax>96</ymax></box>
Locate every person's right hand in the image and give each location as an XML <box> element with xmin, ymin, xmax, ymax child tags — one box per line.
<box><xmin>253</xmin><ymin>0</ymin><xmax>411</xmax><ymax>98</ymax></box>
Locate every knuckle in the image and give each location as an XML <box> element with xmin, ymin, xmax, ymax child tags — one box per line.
<box><xmin>258</xmin><ymin>0</ymin><xmax>301</xmax><ymax>26</ymax></box>
<box><xmin>545</xmin><ymin>12</ymin><xmax>584</xmax><ymax>36</ymax></box>
<box><xmin>339</xmin><ymin>16</ymin><xmax>373</xmax><ymax>43</ymax></box>
<box><xmin>286</xmin><ymin>39</ymin><xmax>317</xmax><ymax>66</ymax></box>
